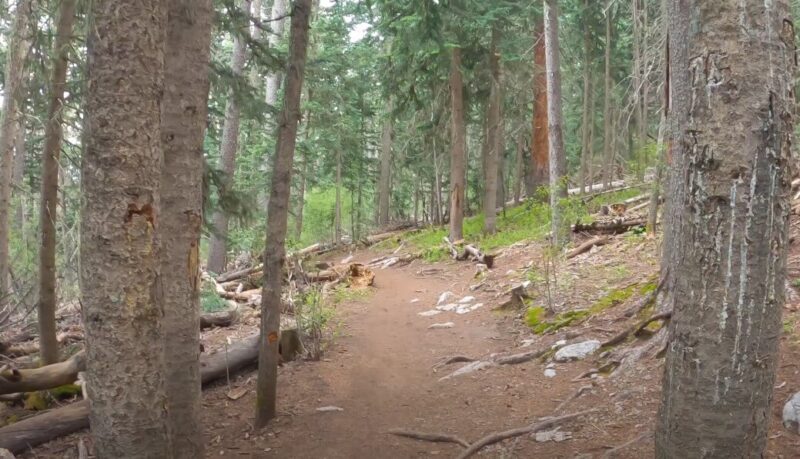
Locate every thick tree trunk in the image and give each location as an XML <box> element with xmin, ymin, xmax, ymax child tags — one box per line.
<box><xmin>655</xmin><ymin>1</ymin><xmax>795</xmax><ymax>456</ymax></box>
<box><xmin>544</xmin><ymin>0</ymin><xmax>568</xmax><ymax>246</ymax></box>
<box><xmin>265</xmin><ymin>0</ymin><xmax>288</xmax><ymax>107</ymax></box>
<box><xmin>295</xmin><ymin>153</ymin><xmax>307</xmax><ymax>239</ymax></box>
<box><xmin>12</xmin><ymin>121</ymin><xmax>26</xmax><ymax>234</ymax></box>
<box><xmin>448</xmin><ymin>47</ymin><xmax>467</xmax><ymax>241</ymax></box>
<box><xmin>588</xmin><ymin>73</ymin><xmax>597</xmax><ymax>191</ymax></box>
<box><xmin>531</xmin><ymin>21</ymin><xmax>549</xmax><ymax>194</ymax></box>
<box><xmin>82</xmin><ymin>1</ymin><xmax>169</xmax><ymax>456</ymax></box>
<box><xmin>602</xmin><ymin>7</ymin><xmax>613</xmax><ymax>188</ymax></box>
<box><xmin>37</xmin><ymin>0</ymin><xmax>76</xmax><ymax>367</ymax></box>
<box><xmin>160</xmin><ymin>0</ymin><xmax>213</xmax><ymax>456</ymax></box>
<box><xmin>483</xmin><ymin>27</ymin><xmax>501</xmax><ymax>236</ymax></box>
<box><xmin>207</xmin><ymin>0</ymin><xmax>251</xmax><ymax>275</ymax></box>
<box><xmin>579</xmin><ymin>0</ymin><xmax>592</xmax><ymax>195</ymax></box>
<box><xmin>255</xmin><ymin>0</ymin><xmax>311</xmax><ymax>427</ymax></box>
<box><xmin>0</xmin><ymin>0</ymin><xmax>33</xmax><ymax>303</ymax></box>
<box><xmin>632</xmin><ymin>0</ymin><xmax>643</xmax><ymax>177</ymax></box>
<box><xmin>378</xmin><ymin>108</ymin><xmax>393</xmax><ymax>226</ymax></box>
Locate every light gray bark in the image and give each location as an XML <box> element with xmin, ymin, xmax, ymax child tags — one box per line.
<box><xmin>255</xmin><ymin>0</ymin><xmax>312</xmax><ymax>427</ymax></box>
<box><xmin>544</xmin><ymin>0</ymin><xmax>568</xmax><ymax>246</ymax></box>
<box><xmin>655</xmin><ymin>0</ymin><xmax>796</xmax><ymax>456</ymax></box>
<box><xmin>334</xmin><ymin>149</ymin><xmax>342</xmax><ymax>242</ymax></box>
<box><xmin>602</xmin><ymin>5</ymin><xmax>613</xmax><ymax>188</ymax></box>
<box><xmin>0</xmin><ymin>0</ymin><xmax>33</xmax><ymax>303</ymax></box>
<box><xmin>579</xmin><ymin>0</ymin><xmax>591</xmax><ymax>195</ymax></box>
<box><xmin>207</xmin><ymin>0</ymin><xmax>252</xmax><ymax>275</ymax></box>
<box><xmin>161</xmin><ymin>0</ymin><xmax>213</xmax><ymax>456</ymax></box>
<box><xmin>265</xmin><ymin>0</ymin><xmax>288</xmax><ymax>108</ymax></box>
<box><xmin>81</xmin><ymin>1</ymin><xmax>169</xmax><ymax>456</ymax></box>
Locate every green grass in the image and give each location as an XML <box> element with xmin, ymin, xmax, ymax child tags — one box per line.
<box><xmin>201</xmin><ymin>283</ymin><xmax>229</xmax><ymax>312</ymax></box>
<box><xmin>402</xmin><ymin>186</ymin><xmax>648</xmax><ymax>257</ymax></box>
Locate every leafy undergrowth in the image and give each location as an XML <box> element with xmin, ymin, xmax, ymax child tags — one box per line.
<box><xmin>526</xmin><ymin>279</ymin><xmax>657</xmax><ymax>335</ymax></box>
<box><xmin>379</xmin><ymin>186</ymin><xmax>646</xmax><ymax>262</ymax></box>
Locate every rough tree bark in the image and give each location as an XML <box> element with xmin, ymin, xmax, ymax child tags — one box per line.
<box><xmin>632</xmin><ymin>0</ymin><xmax>643</xmax><ymax>176</ymax></box>
<box><xmin>579</xmin><ymin>0</ymin><xmax>591</xmax><ymax>195</ymax></box>
<box><xmin>12</xmin><ymin>121</ymin><xmax>26</xmax><ymax>235</ymax></box>
<box><xmin>544</xmin><ymin>0</ymin><xmax>568</xmax><ymax>246</ymax></box>
<box><xmin>531</xmin><ymin>21</ymin><xmax>549</xmax><ymax>194</ymax></box>
<box><xmin>602</xmin><ymin>5</ymin><xmax>613</xmax><ymax>188</ymax></box>
<box><xmin>265</xmin><ymin>0</ymin><xmax>288</xmax><ymax>107</ymax></box>
<box><xmin>160</xmin><ymin>0</ymin><xmax>213</xmax><ymax>456</ymax></box>
<box><xmin>513</xmin><ymin>127</ymin><xmax>525</xmax><ymax>203</ymax></box>
<box><xmin>255</xmin><ymin>0</ymin><xmax>312</xmax><ymax>427</ymax></box>
<box><xmin>207</xmin><ymin>0</ymin><xmax>252</xmax><ymax>275</ymax></box>
<box><xmin>378</xmin><ymin>105</ymin><xmax>393</xmax><ymax>226</ymax></box>
<box><xmin>483</xmin><ymin>26</ymin><xmax>501</xmax><ymax>234</ymax></box>
<box><xmin>655</xmin><ymin>0</ymin><xmax>796</xmax><ymax>456</ymax></box>
<box><xmin>81</xmin><ymin>0</ymin><xmax>169</xmax><ymax>456</ymax></box>
<box><xmin>334</xmin><ymin>149</ymin><xmax>342</xmax><ymax>242</ymax></box>
<box><xmin>448</xmin><ymin>47</ymin><xmax>467</xmax><ymax>241</ymax></box>
<box><xmin>36</xmin><ymin>0</ymin><xmax>76</xmax><ymax>366</ymax></box>
<box><xmin>0</xmin><ymin>0</ymin><xmax>33</xmax><ymax>303</ymax></box>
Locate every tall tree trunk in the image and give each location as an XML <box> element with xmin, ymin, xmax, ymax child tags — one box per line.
<box><xmin>655</xmin><ymin>1</ymin><xmax>795</xmax><ymax>456</ymax></box>
<box><xmin>588</xmin><ymin>73</ymin><xmax>596</xmax><ymax>190</ymax></box>
<box><xmin>250</xmin><ymin>0</ymin><xmax>263</xmax><ymax>83</ymax></box>
<box><xmin>579</xmin><ymin>0</ymin><xmax>592</xmax><ymax>195</ymax></box>
<box><xmin>531</xmin><ymin>21</ymin><xmax>549</xmax><ymax>195</ymax></box>
<box><xmin>544</xmin><ymin>0</ymin><xmax>567</xmax><ymax>246</ymax></box>
<box><xmin>496</xmin><ymin>116</ymin><xmax>506</xmax><ymax>209</ymax></box>
<box><xmin>432</xmin><ymin>136</ymin><xmax>443</xmax><ymax>225</ymax></box>
<box><xmin>295</xmin><ymin>103</ymin><xmax>312</xmax><ymax>240</ymax></box>
<box><xmin>334</xmin><ymin>150</ymin><xmax>342</xmax><ymax>242</ymax></box>
<box><xmin>448</xmin><ymin>47</ymin><xmax>466</xmax><ymax>241</ymax></box>
<box><xmin>632</xmin><ymin>0</ymin><xmax>643</xmax><ymax>178</ymax></box>
<box><xmin>12</xmin><ymin>120</ymin><xmax>26</xmax><ymax>231</ymax></box>
<box><xmin>646</xmin><ymin>110</ymin><xmax>666</xmax><ymax>234</ymax></box>
<box><xmin>207</xmin><ymin>0</ymin><xmax>251</xmax><ymax>275</ymax></box>
<box><xmin>160</xmin><ymin>0</ymin><xmax>213</xmax><ymax>456</ymax></box>
<box><xmin>265</xmin><ymin>0</ymin><xmax>288</xmax><ymax>107</ymax></box>
<box><xmin>0</xmin><ymin>0</ymin><xmax>33</xmax><ymax>303</ymax></box>
<box><xmin>513</xmin><ymin>127</ymin><xmax>525</xmax><ymax>203</ymax></box>
<box><xmin>483</xmin><ymin>26</ymin><xmax>501</xmax><ymax>234</ymax></box>
<box><xmin>602</xmin><ymin>6</ymin><xmax>613</xmax><ymax>188</ymax></box>
<box><xmin>255</xmin><ymin>0</ymin><xmax>311</xmax><ymax>427</ymax></box>
<box><xmin>81</xmin><ymin>1</ymin><xmax>169</xmax><ymax>456</ymax></box>
<box><xmin>378</xmin><ymin>106</ymin><xmax>392</xmax><ymax>226</ymax></box>
<box><xmin>37</xmin><ymin>0</ymin><xmax>76</xmax><ymax>366</ymax></box>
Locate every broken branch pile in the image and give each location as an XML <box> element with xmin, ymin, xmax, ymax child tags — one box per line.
<box><xmin>443</xmin><ymin>237</ymin><xmax>496</xmax><ymax>268</ymax></box>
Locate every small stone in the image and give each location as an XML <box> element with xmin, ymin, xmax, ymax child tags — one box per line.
<box><xmin>475</xmin><ymin>264</ymin><xmax>488</xmax><ymax>275</ymax></box>
<box><xmin>505</xmin><ymin>270</ymin><xmax>517</xmax><ymax>276</ymax></box>
<box><xmin>410</xmin><ymin>298</ymin><xmax>420</xmax><ymax>304</ymax></box>
<box><xmin>459</xmin><ymin>296</ymin><xmax>476</xmax><ymax>304</ymax></box>
<box><xmin>783</xmin><ymin>392</ymin><xmax>800</xmax><ymax>434</ymax></box>
<box><xmin>316</xmin><ymin>406</ymin><xmax>344</xmax><ymax>412</ymax></box>
<box><xmin>551</xmin><ymin>339</ymin><xmax>567</xmax><ymax>350</ymax></box>
<box><xmin>418</xmin><ymin>309</ymin><xmax>442</xmax><ymax>317</ymax></box>
<box><xmin>428</xmin><ymin>322</ymin><xmax>455</xmax><ymax>329</ymax></box>
<box><xmin>437</xmin><ymin>291</ymin><xmax>456</xmax><ymax>306</ymax></box>
<box><xmin>544</xmin><ymin>369</ymin><xmax>557</xmax><ymax>378</ymax></box>
<box><xmin>436</xmin><ymin>303</ymin><xmax>458</xmax><ymax>312</ymax></box>
<box><xmin>546</xmin><ymin>363</ymin><xmax>556</xmax><ymax>369</ymax></box>
<box><xmin>521</xmin><ymin>339</ymin><xmax>536</xmax><ymax>348</ymax></box>
<box><xmin>554</xmin><ymin>340</ymin><xmax>601</xmax><ymax>362</ymax></box>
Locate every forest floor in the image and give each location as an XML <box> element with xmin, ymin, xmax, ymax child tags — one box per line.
<box><xmin>22</xmin><ymin>223</ymin><xmax>800</xmax><ymax>458</ymax></box>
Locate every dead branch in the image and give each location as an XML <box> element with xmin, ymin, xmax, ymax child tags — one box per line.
<box><xmin>388</xmin><ymin>429</ymin><xmax>470</xmax><ymax>448</ymax></box>
<box><xmin>494</xmin><ymin>348</ymin><xmax>548</xmax><ymax>366</ymax></box>
<box><xmin>572</xmin><ymin>218</ymin><xmax>646</xmax><ymax>234</ymax></box>
<box><xmin>0</xmin><ymin>351</ymin><xmax>85</xmax><ymax>395</ymax></box>
<box><xmin>566</xmin><ymin>236</ymin><xmax>610</xmax><ymax>259</ymax></box>
<box><xmin>456</xmin><ymin>409</ymin><xmax>598</xmax><ymax>459</ymax></box>
<box><xmin>215</xmin><ymin>264</ymin><xmax>263</xmax><ymax>283</ymax></box>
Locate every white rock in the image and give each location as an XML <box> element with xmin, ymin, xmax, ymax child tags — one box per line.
<box><xmin>522</xmin><ymin>280</ymin><xmax>532</xmax><ymax>288</ymax></box>
<box><xmin>546</xmin><ymin>363</ymin><xmax>556</xmax><ymax>369</ymax></box>
<box><xmin>521</xmin><ymin>339</ymin><xmax>536</xmax><ymax>348</ymax></box>
<box><xmin>437</xmin><ymin>291</ymin><xmax>456</xmax><ymax>306</ymax></box>
<box><xmin>551</xmin><ymin>339</ymin><xmax>567</xmax><ymax>350</ymax></box>
<box><xmin>418</xmin><ymin>309</ymin><xmax>442</xmax><ymax>317</ymax></box>
<box><xmin>455</xmin><ymin>306</ymin><xmax>471</xmax><ymax>315</ymax></box>
<box><xmin>316</xmin><ymin>406</ymin><xmax>344</xmax><ymax>412</ymax></box>
<box><xmin>428</xmin><ymin>322</ymin><xmax>455</xmax><ymax>329</ymax></box>
<box><xmin>783</xmin><ymin>391</ymin><xmax>800</xmax><ymax>434</ymax></box>
<box><xmin>436</xmin><ymin>303</ymin><xmax>458</xmax><ymax>312</ymax></box>
<box><xmin>554</xmin><ymin>340</ymin><xmax>601</xmax><ymax>362</ymax></box>
<box><xmin>458</xmin><ymin>296</ymin><xmax>476</xmax><ymax>304</ymax></box>
<box><xmin>505</xmin><ymin>270</ymin><xmax>517</xmax><ymax>276</ymax></box>
<box><xmin>469</xmin><ymin>303</ymin><xmax>484</xmax><ymax>311</ymax></box>
<box><xmin>544</xmin><ymin>369</ymin><xmax>557</xmax><ymax>378</ymax></box>
<box><xmin>410</xmin><ymin>298</ymin><xmax>420</xmax><ymax>304</ymax></box>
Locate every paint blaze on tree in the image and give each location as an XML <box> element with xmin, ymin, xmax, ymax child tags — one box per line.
<box><xmin>656</xmin><ymin>1</ymin><xmax>796</xmax><ymax>457</ymax></box>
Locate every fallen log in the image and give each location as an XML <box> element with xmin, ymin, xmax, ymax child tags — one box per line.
<box><xmin>572</xmin><ymin>218</ymin><xmax>646</xmax><ymax>234</ymax></box>
<box><xmin>462</xmin><ymin>245</ymin><xmax>495</xmax><ymax>269</ymax></box>
<box><xmin>305</xmin><ymin>269</ymin><xmax>341</xmax><ymax>283</ymax></box>
<box><xmin>566</xmin><ymin>236</ymin><xmax>610</xmax><ymax>259</ymax></box>
<box><xmin>0</xmin><ymin>334</ymin><xmax>262</xmax><ymax>454</ymax></box>
<box><xmin>215</xmin><ymin>264</ymin><xmax>263</xmax><ymax>283</ymax></box>
<box><xmin>443</xmin><ymin>236</ymin><xmax>462</xmax><ymax>259</ymax></box>
<box><xmin>365</xmin><ymin>230</ymin><xmax>404</xmax><ymax>245</ymax></box>
<box><xmin>219</xmin><ymin>288</ymin><xmax>261</xmax><ymax>302</ymax></box>
<box><xmin>2</xmin><ymin>332</ymin><xmax>85</xmax><ymax>358</ymax></box>
<box><xmin>0</xmin><ymin>351</ymin><xmax>85</xmax><ymax>396</ymax></box>
<box><xmin>199</xmin><ymin>308</ymin><xmax>239</xmax><ymax>329</ymax></box>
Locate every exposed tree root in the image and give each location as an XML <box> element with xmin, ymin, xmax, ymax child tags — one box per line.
<box><xmin>566</xmin><ymin>236</ymin><xmax>610</xmax><ymax>259</ymax></box>
<box><xmin>601</xmin><ymin>309</ymin><xmax>672</xmax><ymax>348</ymax></box>
<box><xmin>494</xmin><ymin>348</ymin><xmax>548</xmax><ymax>366</ymax></box>
<box><xmin>455</xmin><ymin>409</ymin><xmax>598</xmax><ymax>459</ymax></box>
<box><xmin>601</xmin><ymin>430</ymin><xmax>652</xmax><ymax>458</ymax></box>
<box><xmin>388</xmin><ymin>429</ymin><xmax>470</xmax><ymax>448</ymax></box>
<box><xmin>389</xmin><ymin>409</ymin><xmax>598</xmax><ymax>458</ymax></box>
<box><xmin>554</xmin><ymin>385</ymin><xmax>593</xmax><ymax>413</ymax></box>
<box><xmin>438</xmin><ymin>346</ymin><xmax>550</xmax><ymax>380</ymax></box>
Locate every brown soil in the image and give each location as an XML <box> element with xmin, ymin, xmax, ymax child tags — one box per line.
<box><xmin>21</xmin><ymin>238</ymin><xmax>800</xmax><ymax>458</ymax></box>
